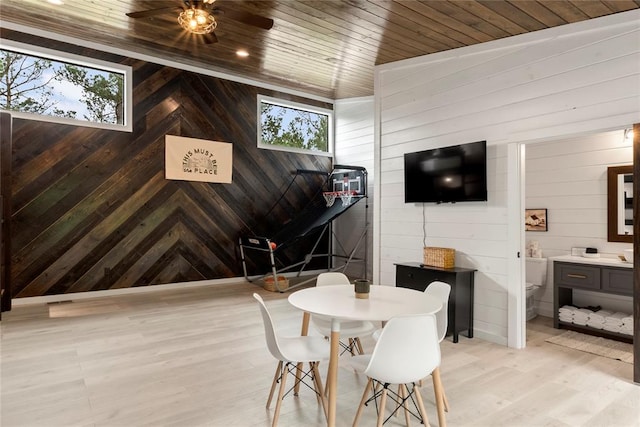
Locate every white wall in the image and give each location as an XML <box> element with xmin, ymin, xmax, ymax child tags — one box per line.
<box><xmin>525</xmin><ymin>129</ymin><xmax>634</xmax><ymax>317</ymax></box>
<box><xmin>333</xmin><ymin>97</ymin><xmax>375</xmax><ymax>279</ymax></box>
<box><xmin>374</xmin><ymin>10</ymin><xmax>640</xmax><ymax>345</ymax></box>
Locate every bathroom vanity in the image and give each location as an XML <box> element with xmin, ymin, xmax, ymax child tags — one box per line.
<box><xmin>552</xmin><ymin>256</ymin><xmax>633</xmax><ymax>343</ymax></box>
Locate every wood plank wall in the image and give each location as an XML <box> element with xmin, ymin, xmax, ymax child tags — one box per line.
<box><xmin>3</xmin><ymin>29</ymin><xmax>332</xmax><ymax>299</ymax></box>
<box><xmin>1</xmin><ymin>112</ymin><xmax>11</xmax><ymax>311</ymax></box>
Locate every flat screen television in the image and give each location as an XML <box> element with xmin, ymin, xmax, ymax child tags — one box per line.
<box><xmin>404</xmin><ymin>140</ymin><xmax>487</xmax><ymax>203</ymax></box>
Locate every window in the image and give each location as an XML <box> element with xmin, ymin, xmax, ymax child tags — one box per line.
<box><xmin>258</xmin><ymin>95</ymin><xmax>332</xmax><ymax>156</ymax></box>
<box><xmin>0</xmin><ymin>40</ymin><xmax>132</xmax><ymax>131</ymax></box>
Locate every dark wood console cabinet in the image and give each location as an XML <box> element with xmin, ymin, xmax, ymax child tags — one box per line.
<box><xmin>395</xmin><ymin>262</ymin><xmax>476</xmax><ymax>343</ymax></box>
<box><xmin>553</xmin><ymin>260</ymin><xmax>633</xmax><ymax>343</ymax></box>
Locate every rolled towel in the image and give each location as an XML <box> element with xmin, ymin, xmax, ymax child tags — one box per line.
<box><xmin>587</xmin><ymin>324</ymin><xmax>604</xmax><ymax>330</ymax></box>
<box><xmin>605</xmin><ymin>312</ymin><xmax>627</xmax><ymax>322</ymax></box>
<box><xmin>586</xmin><ymin>319</ymin><xmax>605</xmax><ymax>329</ymax></box>
<box><xmin>603</xmin><ymin>312</ymin><xmax>627</xmax><ymax>328</ymax></box>
<box><xmin>621</xmin><ymin>316</ymin><xmax>633</xmax><ymax>325</ymax></box>
<box><xmin>573</xmin><ymin>310</ymin><xmax>592</xmax><ymax>321</ymax></box>
<box><xmin>604</xmin><ymin>320</ymin><xmax>623</xmax><ymax>328</ymax></box>
<box><xmin>587</xmin><ymin>310</ymin><xmax>613</xmax><ymax>322</ymax></box>
<box><xmin>620</xmin><ymin>326</ymin><xmax>633</xmax><ymax>335</ymax></box>
<box><xmin>559</xmin><ymin>305</ymin><xmax>578</xmax><ymax>313</ymax></box>
<box><xmin>573</xmin><ymin>318</ymin><xmax>588</xmax><ymax>326</ymax></box>
<box><xmin>602</xmin><ymin>324</ymin><xmax>622</xmax><ymax>333</ymax></box>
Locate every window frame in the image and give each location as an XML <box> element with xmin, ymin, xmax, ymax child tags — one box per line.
<box><xmin>257</xmin><ymin>94</ymin><xmax>333</xmax><ymax>157</ymax></box>
<box><xmin>0</xmin><ymin>39</ymin><xmax>133</xmax><ymax>132</ymax></box>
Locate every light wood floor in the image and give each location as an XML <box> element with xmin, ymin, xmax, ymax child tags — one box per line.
<box><xmin>1</xmin><ymin>281</ymin><xmax>639</xmax><ymax>427</ymax></box>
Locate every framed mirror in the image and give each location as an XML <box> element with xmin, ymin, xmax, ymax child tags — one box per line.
<box><xmin>607</xmin><ymin>165</ymin><xmax>633</xmax><ymax>243</ymax></box>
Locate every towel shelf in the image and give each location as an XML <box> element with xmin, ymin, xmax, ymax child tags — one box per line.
<box><xmin>556</xmin><ymin>320</ymin><xmax>632</xmax><ymax>344</ymax></box>
<box><xmin>553</xmin><ymin>261</ymin><xmax>633</xmax><ymax>343</ymax></box>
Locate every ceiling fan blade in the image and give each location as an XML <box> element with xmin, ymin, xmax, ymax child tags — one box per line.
<box><xmin>126</xmin><ymin>6</ymin><xmax>182</xmax><ymax>19</ymax></box>
<box><xmin>202</xmin><ymin>32</ymin><xmax>219</xmax><ymax>44</ymax></box>
<box><xmin>220</xmin><ymin>9</ymin><xmax>274</xmax><ymax>30</ymax></box>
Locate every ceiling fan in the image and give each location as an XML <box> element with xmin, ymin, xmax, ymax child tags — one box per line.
<box><xmin>126</xmin><ymin>0</ymin><xmax>274</xmax><ymax>44</ymax></box>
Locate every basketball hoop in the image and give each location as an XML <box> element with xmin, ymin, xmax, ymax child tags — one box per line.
<box><xmin>323</xmin><ymin>192</ymin><xmax>337</xmax><ymax>207</ymax></box>
<box><xmin>339</xmin><ymin>191</ymin><xmax>353</xmax><ymax>206</ymax></box>
<box><xmin>323</xmin><ymin>191</ymin><xmax>357</xmax><ymax>207</ymax></box>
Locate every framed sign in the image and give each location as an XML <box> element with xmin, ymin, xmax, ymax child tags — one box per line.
<box><xmin>165</xmin><ymin>135</ymin><xmax>233</xmax><ymax>183</ymax></box>
<box><xmin>525</xmin><ymin>209</ymin><xmax>547</xmax><ymax>232</ymax></box>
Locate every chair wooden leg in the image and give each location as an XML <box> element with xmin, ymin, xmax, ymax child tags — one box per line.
<box><xmin>432</xmin><ymin>367</ymin><xmax>447</xmax><ymax>427</ymax></box>
<box><xmin>352</xmin><ymin>378</ymin><xmax>373</xmax><ymax>427</ymax></box>
<box><xmin>272</xmin><ymin>362</ymin><xmax>289</xmax><ymax>427</ymax></box>
<box><xmin>294</xmin><ymin>312</ymin><xmax>310</xmax><ymax>396</ymax></box>
<box><xmin>377</xmin><ymin>386</ymin><xmax>388</xmax><ymax>427</ymax></box>
<box><xmin>293</xmin><ymin>362</ymin><xmax>303</xmax><ymax>396</ymax></box>
<box><xmin>348</xmin><ymin>338</ymin><xmax>357</xmax><ymax>356</ymax></box>
<box><xmin>355</xmin><ymin>337</ymin><xmax>365</xmax><ymax>355</ymax></box>
<box><xmin>433</xmin><ymin>365</ymin><xmax>449</xmax><ymax>412</ymax></box>
<box><xmin>324</xmin><ymin>364</ymin><xmax>331</xmax><ymax>398</ymax></box>
<box><xmin>311</xmin><ymin>362</ymin><xmax>322</xmax><ymax>406</ymax></box>
<box><xmin>311</xmin><ymin>362</ymin><xmax>328</xmax><ymax>420</ymax></box>
<box><xmin>399</xmin><ymin>384</ymin><xmax>411</xmax><ymax>426</ymax></box>
<box><xmin>267</xmin><ymin>361</ymin><xmax>283</xmax><ymax>409</ymax></box>
<box><xmin>413</xmin><ymin>385</ymin><xmax>431</xmax><ymax>427</ymax></box>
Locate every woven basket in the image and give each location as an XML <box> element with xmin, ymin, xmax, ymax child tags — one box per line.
<box><xmin>263</xmin><ymin>275</ymin><xmax>289</xmax><ymax>292</ymax></box>
<box><xmin>423</xmin><ymin>247</ymin><xmax>455</xmax><ymax>268</ymax></box>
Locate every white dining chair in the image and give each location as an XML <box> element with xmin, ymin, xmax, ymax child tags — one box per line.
<box><xmin>425</xmin><ymin>281</ymin><xmax>451</xmax><ymax>342</ymax></box>
<box><xmin>253</xmin><ymin>293</ymin><xmax>329</xmax><ymax>427</ymax></box>
<box><xmin>371</xmin><ymin>280</ymin><xmax>451</xmax><ymax>414</ymax></box>
<box><xmin>372</xmin><ymin>281</ymin><xmax>451</xmax><ymax>342</ymax></box>
<box><xmin>351</xmin><ymin>313</ymin><xmax>444</xmax><ymax>427</ymax></box>
<box><xmin>421</xmin><ymin>281</ymin><xmax>451</xmax><ymax>412</ymax></box>
<box><xmin>311</xmin><ymin>272</ymin><xmax>376</xmax><ymax>356</ymax></box>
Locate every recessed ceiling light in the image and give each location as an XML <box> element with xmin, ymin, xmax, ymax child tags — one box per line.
<box><xmin>47</xmin><ymin>0</ymin><xmax>64</xmax><ymax>4</ymax></box>
<box><xmin>236</xmin><ymin>50</ymin><xmax>249</xmax><ymax>57</ymax></box>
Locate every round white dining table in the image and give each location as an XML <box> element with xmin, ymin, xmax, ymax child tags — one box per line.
<box><xmin>288</xmin><ymin>284</ymin><xmax>442</xmax><ymax>427</ymax></box>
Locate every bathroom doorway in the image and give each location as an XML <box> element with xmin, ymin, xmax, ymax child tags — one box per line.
<box><xmin>512</xmin><ymin>129</ymin><xmax>634</xmax><ymax>348</ymax></box>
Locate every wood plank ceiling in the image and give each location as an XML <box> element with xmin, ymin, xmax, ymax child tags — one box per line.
<box><xmin>1</xmin><ymin>0</ymin><xmax>639</xmax><ymax>99</ymax></box>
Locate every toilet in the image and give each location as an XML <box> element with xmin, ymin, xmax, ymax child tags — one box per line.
<box><xmin>525</xmin><ymin>257</ymin><xmax>548</xmax><ymax>320</ymax></box>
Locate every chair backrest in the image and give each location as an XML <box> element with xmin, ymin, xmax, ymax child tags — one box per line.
<box><xmin>316</xmin><ymin>272</ymin><xmax>351</xmax><ymax>287</ymax></box>
<box><xmin>253</xmin><ymin>293</ymin><xmax>285</xmax><ymax>361</ymax></box>
<box><xmin>364</xmin><ymin>313</ymin><xmax>440</xmax><ymax>385</ymax></box>
<box><xmin>425</xmin><ymin>281</ymin><xmax>451</xmax><ymax>342</ymax></box>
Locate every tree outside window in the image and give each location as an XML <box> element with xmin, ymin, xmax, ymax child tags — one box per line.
<box><xmin>0</xmin><ymin>47</ymin><xmax>125</xmax><ymax>126</ymax></box>
<box><xmin>258</xmin><ymin>96</ymin><xmax>332</xmax><ymax>155</ymax></box>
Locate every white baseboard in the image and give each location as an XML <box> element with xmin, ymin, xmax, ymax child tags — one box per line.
<box><xmin>11</xmin><ymin>270</ymin><xmax>326</xmax><ymax>307</ymax></box>
<box><xmin>472</xmin><ymin>329</ymin><xmax>508</xmax><ymax>346</ymax></box>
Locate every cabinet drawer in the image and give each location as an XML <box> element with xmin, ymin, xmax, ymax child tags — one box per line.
<box><xmin>555</xmin><ymin>263</ymin><xmax>600</xmax><ymax>290</ymax></box>
<box><xmin>602</xmin><ymin>268</ymin><xmax>633</xmax><ymax>296</ymax></box>
<box><xmin>396</xmin><ymin>266</ymin><xmax>431</xmax><ymax>291</ymax></box>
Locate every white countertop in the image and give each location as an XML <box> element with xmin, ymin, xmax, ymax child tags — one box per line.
<box><xmin>550</xmin><ymin>255</ymin><xmax>633</xmax><ymax>268</ymax></box>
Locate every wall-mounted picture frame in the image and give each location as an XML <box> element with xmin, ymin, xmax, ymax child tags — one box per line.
<box><xmin>525</xmin><ymin>208</ymin><xmax>547</xmax><ymax>232</ymax></box>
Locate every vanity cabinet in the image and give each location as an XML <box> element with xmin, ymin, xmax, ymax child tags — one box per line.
<box><xmin>395</xmin><ymin>262</ymin><xmax>475</xmax><ymax>343</ymax></box>
<box><xmin>553</xmin><ymin>260</ymin><xmax>633</xmax><ymax>343</ymax></box>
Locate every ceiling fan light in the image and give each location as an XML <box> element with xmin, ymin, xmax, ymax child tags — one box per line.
<box><xmin>178</xmin><ymin>8</ymin><xmax>217</xmax><ymax>35</ymax></box>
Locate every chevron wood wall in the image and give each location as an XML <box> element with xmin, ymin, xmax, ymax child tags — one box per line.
<box><xmin>6</xmin><ymin>31</ymin><xmax>332</xmax><ymax>299</ymax></box>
